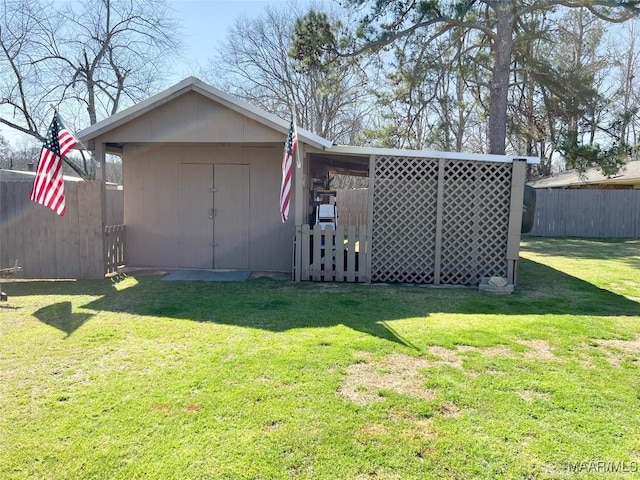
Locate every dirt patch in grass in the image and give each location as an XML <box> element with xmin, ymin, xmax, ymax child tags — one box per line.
<box><xmin>152</xmin><ymin>404</ymin><xmax>171</xmax><ymax>413</ymax></box>
<box><xmin>595</xmin><ymin>337</ymin><xmax>640</xmax><ymax>352</ymax></box>
<box><xmin>339</xmin><ymin>352</ymin><xmax>434</xmax><ymax>405</ymax></box>
<box><xmin>437</xmin><ymin>401</ymin><xmax>462</xmax><ymax>418</ymax></box>
<box><xmin>413</xmin><ymin>419</ymin><xmax>435</xmax><ymax>439</ymax></box>
<box><xmin>518</xmin><ymin>390</ymin><xmax>552</xmax><ymax>402</ymax></box>
<box><xmin>400</xmin><ymin>417</ymin><xmax>435</xmax><ymax>441</ymax></box>
<box><xmin>427</xmin><ymin>346</ymin><xmax>465</xmax><ymax>368</ymax></box>
<box><xmin>361</xmin><ymin>423</ymin><xmax>388</xmax><ymax>436</ymax></box>
<box><xmin>518</xmin><ymin>340</ymin><xmax>555</xmax><ymax>360</ymax></box>
<box><xmin>184</xmin><ymin>403</ymin><xmax>202</xmax><ymax>413</ymax></box>
<box><xmin>588</xmin><ymin>336</ymin><xmax>640</xmax><ymax>367</ymax></box>
<box><xmin>427</xmin><ymin>344</ymin><xmax>513</xmax><ymax>369</ymax></box>
<box><xmin>341</xmin><ymin>343</ymin><xmax>561</xmax><ymax>406</ymax></box>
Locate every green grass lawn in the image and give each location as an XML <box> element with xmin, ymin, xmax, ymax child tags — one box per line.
<box><xmin>1</xmin><ymin>238</ymin><xmax>639</xmax><ymax>479</ymax></box>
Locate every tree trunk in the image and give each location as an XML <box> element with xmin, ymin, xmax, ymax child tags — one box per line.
<box><xmin>488</xmin><ymin>2</ymin><xmax>516</xmax><ymax>155</ymax></box>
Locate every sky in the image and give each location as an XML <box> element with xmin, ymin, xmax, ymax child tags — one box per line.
<box><xmin>167</xmin><ymin>0</ymin><xmax>292</xmax><ymax>82</ymax></box>
<box><xmin>0</xmin><ymin>0</ymin><xmax>296</xmax><ymax>145</ymax></box>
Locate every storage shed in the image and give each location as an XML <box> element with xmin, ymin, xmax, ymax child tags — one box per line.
<box><xmin>78</xmin><ymin>77</ymin><xmax>539</xmax><ymax>285</ymax></box>
<box><xmin>78</xmin><ymin>77</ymin><xmax>330</xmax><ymax>273</ymax></box>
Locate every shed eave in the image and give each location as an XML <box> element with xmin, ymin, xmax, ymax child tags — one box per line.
<box><xmin>187</xmin><ymin>80</ymin><xmax>332</xmax><ymax>150</ymax></box>
<box><xmin>75</xmin><ymin>78</ymin><xmax>196</xmax><ymax>145</ymax></box>
<box><xmin>327</xmin><ymin>145</ymin><xmax>540</xmax><ymax>164</ymax></box>
<box><xmin>75</xmin><ymin>76</ymin><xmax>333</xmax><ymax>151</ymax></box>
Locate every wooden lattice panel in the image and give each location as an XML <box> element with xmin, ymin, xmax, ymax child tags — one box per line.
<box><xmin>439</xmin><ymin>161</ymin><xmax>512</xmax><ymax>285</ymax></box>
<box><xmin>371</xmin><ymin>156</ymin><xmax>439</xmax><ymax>283</ymax></box>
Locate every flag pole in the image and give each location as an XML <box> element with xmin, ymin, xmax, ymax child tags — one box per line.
<box><xmin>0</xmin><ymin>170</ymin><xmax>4</xmax><ymax>301</ymax></box>
<box><xmin>50</xmin><ymin>104</ymin><xmax>89</xmax><ymax>152</ymax></box>
<box><xmin>289</xmin><ymin>104</ymin><xmax>304</xmax><ymax>281</ymax></box>
<box><xmin>290</xmin><ymin>105</ymin><xmax>301</xmax><ymax>169</ymax></box>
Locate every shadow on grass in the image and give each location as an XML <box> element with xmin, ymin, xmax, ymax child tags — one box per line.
<box><xmin>522</xmin><ymin>237</ymin><xmax>640</xmax><ymax>269</ymax></box>
<box><xmin>33</xmin><ymin>301</ymin><xmax>94</xmax><ymax>338</ymax></box>
<box><xmin>4</xmin><ymin>258</ymin><xmax>639</xmax><ymax>344</ymax></box>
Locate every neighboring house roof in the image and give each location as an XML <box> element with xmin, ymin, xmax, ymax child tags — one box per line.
<box><xmin>0</xmin><ymin>169</ymin><xmax>83</xmax><ymax>182</ymax></box>
<box><xmin>529</xmin><ymin>160</ymin><xmax>640</xmax><ymax>188</ymax></box>
<box><xmin>76</xmin><ymin>76</ymin><xmax>333</xmax><ymax>150</ymax></box>
<box><xmin>0</xmin><ymin>169</ymin><xmax>121</xmax><ymax>188</ymax></box>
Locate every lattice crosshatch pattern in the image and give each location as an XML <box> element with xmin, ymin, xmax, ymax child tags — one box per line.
<box><xmin>370</xmin><ymin>156</ymin><xmax>439</xmax><ymax>283</ymax></box>
<box><xmin>370</xmin><ymin>156</ymin><xmax>513</xmax><ymax>285</ymax></box>
<box><xmin>439</xmin><ymin>161</ymin><xmax>512</xmax><ymax>285</ymax></box>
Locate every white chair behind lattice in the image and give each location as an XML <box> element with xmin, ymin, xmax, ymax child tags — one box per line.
<box><xmin>316</xmin><ymin>204</ymin><xmax>338</xmax><ymax>231</ymax></box>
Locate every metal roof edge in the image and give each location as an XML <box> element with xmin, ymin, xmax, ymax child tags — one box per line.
<box><xmin>326</xmin><ymin>145</ymin><xmax>540</xmax><ymax>163</ymax></box>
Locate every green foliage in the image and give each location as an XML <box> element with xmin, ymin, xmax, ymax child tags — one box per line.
<box><xmin>558</xmin><ymin>140</ymin><xmax>630</xmax><ymax>176</ymax></box>
<box><xmin>342</xmin><ymin>0</ymin><xmax>639</xmax><ymax>164</ymax></box>
<box><xmin>289</xmin><ymin>10</ymin><xmax>337</xmax><ymax>71</ymax></box>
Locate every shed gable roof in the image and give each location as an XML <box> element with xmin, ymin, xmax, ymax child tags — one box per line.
<box><xmin>76</xmin><ymin>76</ymin><xmax>333</xmax><ymax>150</ymax></box>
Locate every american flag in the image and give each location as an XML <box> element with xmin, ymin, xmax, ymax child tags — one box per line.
<box><xmin>30</xmin><ymin>113</ymin><xmax>77</xmax><ymax>216</ymax></box>
<box><xmin>280</xmin><ymin>115</ymin><xmax>297</xmax><ymax>223</ymax></box>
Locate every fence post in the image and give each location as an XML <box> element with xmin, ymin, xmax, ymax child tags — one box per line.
<box><xmin>294</xmin><ymin>225</ymin><xmax>302</xmax><ymax>281</ymax></box>
<box><xmin>300</xmin><ymin>224</ymin><xmax>311</xmax><ymax>281</ymax></box>
<box><xmin>506</xmin><ymin>159</ymin><xmax>527</xmax><ymax>284</ymax></box>
<box><xmin>346</xmin><ymin>225</ymin><xmax>356</xmax><ymax>282</ymax></box>
<box><xmin>433</xmin><ymin>158</ymin><xmax>445</xmax><ymax>285</ymax></box>
<box><xmin>365</xmin><ymin>154</ymin><xmax>376</xmax><ymax>282</ymax></box>
<box><xmin>312</xmin><ymin>224</ymin><xmax>323</xmax><ymax>281</ymax></box>
<box><xmin>357</xmin><ymin>224</ymin><xmax>369</xmax><ymax>283</ymax></box>
<box><xmin>95</xmin><ymin>142</ymin><xmax>108</xmax><ymax>278</ymax></box>
<box><xmin>335</xmin><ymin>225</ymin><xmax>345</xmax><ymax>281</ymax></box>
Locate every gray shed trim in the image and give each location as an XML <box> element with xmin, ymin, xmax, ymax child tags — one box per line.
<box><xmin>75</xmin><ymin>76</ymin><xmax>333</xmax><ymax>150</ymax></box>
<box><xmin>327</xmin><ymin>145</ymin><xmax>540</xmax><ymax>164</ymax></box>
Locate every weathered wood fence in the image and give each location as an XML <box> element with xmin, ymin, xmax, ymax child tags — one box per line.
<box><xmin>105</xmin><ymin>224</ymin><xmax>125</xmax><ymax>275</ymax></box>
<box><xmin>294</xmin><ymin>224</ymin><xmax>369</xmax><ymax>282</ymax></box>
<box><xmin>528</xmin><ymin>189</ymin><xmax>640</xmax><ymax>238</ymax></box>
<box><xmin>335</xmin><ymin>189</ymin><xmax>368</xmax><ymax>227</ymax></box>
<box><xmin>0</xmin><ymin>180</ymin><xmax>124</xmax><ymax>279</ymax></box>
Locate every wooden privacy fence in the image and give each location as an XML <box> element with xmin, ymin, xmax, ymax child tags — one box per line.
<box><xmin>0</xmin><ymin>180</ymin><xmax>124</xmax><ymax>279</ymax></box>
<box><xmin>295</xmin><ymin>224</ymin><xmax>369</xmax><ymax>282</ymax></box>
<box><xmin>528</xmin><ymin>189</ymin><xmax>640</xmax><ymax>238</ymax></box>
<box><xmin>105</xmin><ymin>224</ymin><xmax>125</xmax><ymax>275</ymax></box>
<box><xmin>335</xmin><ymin>189</ymin><xmax>368</xmax><ymax>227</ymax></box>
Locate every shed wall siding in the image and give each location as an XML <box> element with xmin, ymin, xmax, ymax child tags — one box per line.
<box><xmin>123</xmin><ymin>144</ymin><xmax>294</xmax><ymax>271</ymax></box>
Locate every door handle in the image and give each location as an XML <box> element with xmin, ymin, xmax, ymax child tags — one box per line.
<box><xmin>209</xmin><ymin>208</ymin><xmax>215</xmax><ymax>219</ymax></box>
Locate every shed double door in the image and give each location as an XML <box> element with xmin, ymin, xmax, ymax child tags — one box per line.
<box><xmin>180</xmin><ymin>164</ymin><xmax>249</xmax><ymax>269</ymax></box>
